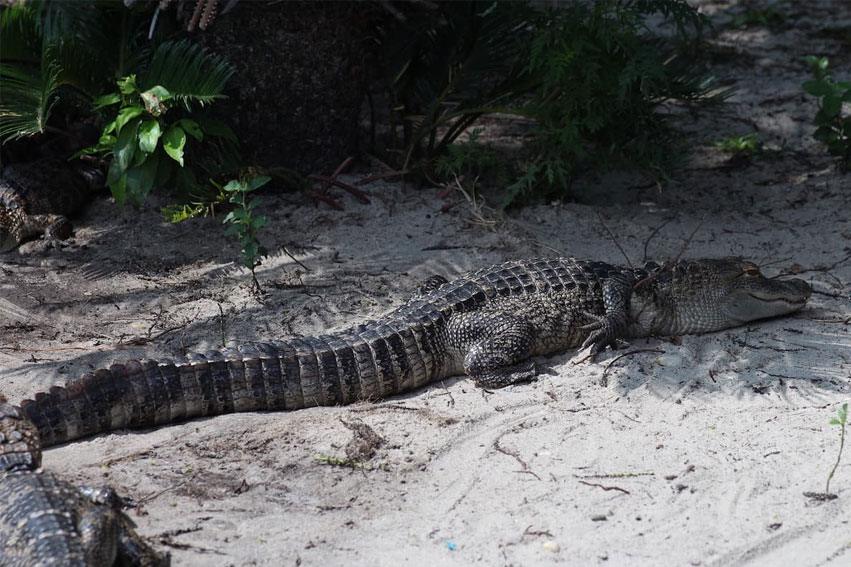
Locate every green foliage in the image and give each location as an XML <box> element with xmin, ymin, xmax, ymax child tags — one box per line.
<box><xmin>143</xmin><ymin>40</ymin><xmax>235</xmax><ymax>109</ymax></box>
<box><xmin>507</xmin><ymin>0</ymin><xmax>718</xmax><ymax>205</ymax></box>
<box><xmin>80</xmin><ymin>64</ymin><xmax>238</xmax><ymax>205</ymax></box>
<box><xmin>0</xmin><ymin>0</ymin><xmax>158</xmax><ymax>144</ymax></box>
<box><xmin>803</xmin><ymin>56</ymin><xmax>851</xmax><ymax>168</ymax></box>
<box><xmin>222</xmin><ymin>175</ymin><xmax>271</xmax><ymax>290</ymax></box>
<box><xmin>0</xmin><ymin>61</ymin><xmax>60</xmax><ymax>142</ymax></box>
<box><xmin>715</xmin><ymin>133</ymin><xmax>761</xmax><ymax>155</ymax></box>
<box><xmin>379</xmin><ymin>2</ymin><xmax>532</xmax><ymax>168</ymax></box>
<box><xmin>378</xmin><ymin>0</ymin><xmax>722</xmax><ymax>206</ymax></box>
<box><xmin>434</xmin><ymin>131</ymin><xmax>509</xmax><ymax>185</ymax></box>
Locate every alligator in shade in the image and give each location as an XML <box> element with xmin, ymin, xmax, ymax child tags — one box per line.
<box><xmin>0</xmin><ymin>158</ymin><xmax>103</xmax><ymax>252</ymax></box>
<box><xmin>16</xmin><ymin>257</ymin><xmax>811</xmax><ymax>448</ymax></box>
<box><xmin>0</xmin><ymin>398</ymin><xmax>169</xmax><ymax>566</ymax></box>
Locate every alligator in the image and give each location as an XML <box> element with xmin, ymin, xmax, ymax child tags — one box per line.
<box><xmin>19</xmin><ymin>257</ymin><xmax>810</xmax><ymax>448</ymax></box>
<box><xmin>0</xmin><ymin>398</ymin><xmax>170</xmax><ymax>566</ymax></box>
<box><xmin>0</xmin><ymin>158</ymin><xmax>103</xmax><ymax>252</ymax></box>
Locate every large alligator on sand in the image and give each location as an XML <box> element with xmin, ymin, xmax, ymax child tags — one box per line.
<box><xmin>18</xmin><ymin>257</ymin><xmax>811</xmax><ymax>448</ymax></box>
<box><xmin>0</xmin><ymin>399</ymin><xmax>169</xmax><ymax>566</ymax></box>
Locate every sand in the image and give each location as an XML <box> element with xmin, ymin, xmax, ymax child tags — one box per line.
<box><xmin>1</xmin><ymin>1</ymin><xmax>850</xmax><ymax>565</ymax></box>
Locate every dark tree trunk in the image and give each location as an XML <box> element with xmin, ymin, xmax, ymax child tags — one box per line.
<box><xmin>201</xmin><ymin>2</ymin><xmax>372</xmax><ymax>175</ymax></box>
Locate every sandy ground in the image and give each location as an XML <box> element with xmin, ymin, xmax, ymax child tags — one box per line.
<box><xmin>2</xmin><ymin>1</ymin><xmax>851</xmax><ymax>565</ymax></box>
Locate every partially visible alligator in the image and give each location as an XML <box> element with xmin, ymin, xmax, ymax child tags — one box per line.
<box><xmin>0</xmin><ymin>158</ymin><xmax>103</xmax><ymax>252</ymax></box>
<box><xmin>20</xmin><ymin>257</ymin><xmax>810</xmax><ymax>447</ymax></box>
<box><xmin>0</xmin><ymin>398</ymin><xmax>169</xmax><ymax>566</ymax></box>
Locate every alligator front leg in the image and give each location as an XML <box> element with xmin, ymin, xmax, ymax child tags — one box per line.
<box><xmin>3</xmin><ymin>212</ymin><xmax>73</xmax><ymax>250</ymax></box>
<box><xmin>451</xmin><ymin>312</ymin><xmax>537</xmax><ymax>388</ymax></box>
<box><xmin>79</xmin><ymin>485</ymin><xmax>170</xmax><ymax>566</ymax></box>
<box><xmin>579</xmin><ymin>275</ymin><xmax>634</xmax><ymax>358</ymax></box>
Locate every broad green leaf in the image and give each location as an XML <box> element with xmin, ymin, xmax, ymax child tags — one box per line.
<box><xmin>176</xmin><ymin>118</ymin><xmax>203</xmax><ymax>141</ymax></box>
<box><xmin>114</xmin><ymin>117</ymin><xmax>140</xmax><ymax>171</ymax></box>
<box><xmin>103</xmin><ymin>120</ymin><xmax>117</xmax><ymax>135</ymax></box>
<box><xmin>803</xmin><ymin>80</ymin><xmax>833</xmax><ymax>97</ymax></box>
<box><xmin>132</xmin><ymin>147</ymin><xmax>149</xmax><ymax>167</ymax></box>
<box><xmin>93</xmin><ymin>92</ymin><xmax>121</xmax><ymax>109</ymax></box>
<box><xmin>118</xmin><ymin>74</ymin><xmax>138</xmax><ymax>95</ymax></box>
<box><xmin>163</xmin><ymin>125</ymin><xmax>186</xmax><ymax>166</ymax></box>
<box><xmin>115</xmin><ymin>105</ymin><xmax>144</xmax><ymax>134</ymax></box>
<box><xmin>247</xmin><ymin>175</ymin><xmax>271</xmax><ymax>192</ymax></box>
<box><xmin>223</xmin><ymin>180</ymin><xmax>243</xmax><ymax>192</ymax></box>
<box><xmin>140</xmin><ymin>86</ymin><xmax>171</xmax><ymax>116</ymax></box>
<box><xmin>124</xmin><ymin>152</ymin><xmax>160</xmax><ymax>205</ymax></box>
<box><xmin>107</xmin><ymin>160</ymin><xmax>126</xmax><ymax>204</ymax></box>
<box><xmin>138</xmin><ymin>119</ymin><xmax>162</xmax><ymax>153</ymax></box>
<box><xmin>99</xmin><ymin>128</ymin><xmax>117</xmax><ymax>146</ymax></box>
<box><xmin>823</xmin><ymin>95</ymin><xmax>842</xmax><ymax>118</ymax></box>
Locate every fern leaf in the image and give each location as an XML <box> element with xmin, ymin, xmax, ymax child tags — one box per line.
<box><xmin>142</xmin><ymin>40</ymin><xmax>235</xmax><ymax>108</ymax></box>
<box><xmin>0</xmin><ymin>62</ymin><xmax>60</xmax><ymax>143</ymax></box>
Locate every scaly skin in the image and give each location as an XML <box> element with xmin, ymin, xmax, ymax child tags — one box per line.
<box><xmin>0</xmin><ymin>158</ymin><xmax>102</xmax><ymax>252</ymax></box>
<box><xmin>20</xmin><ymin>257</ymin><xmax>811</xmax><ymax>448</ymax></box>
<box><xmin>0</xmin><ymin>400</ymin><xmax>169</xmax><ymax>566</ymax></box>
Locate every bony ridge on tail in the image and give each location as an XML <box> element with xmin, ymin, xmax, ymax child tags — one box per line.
<box><xmin>0</xmin><ymin>397</ymin><xmax>169</xmax><ymax>566</ymax></box>
<box><xmin>19</xmin><ymin>257</ymin><xmax>810</xmax><ymax>448</ymax></box>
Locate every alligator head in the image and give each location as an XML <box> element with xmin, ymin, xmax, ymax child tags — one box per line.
<box><xmin>630</xmin><ymin>258</ymin><xmax>811</xmax><ymax>336</ymax></box>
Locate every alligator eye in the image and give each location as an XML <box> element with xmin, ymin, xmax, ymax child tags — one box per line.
<box><xmin>742</xmin><ymin>263</ymin><xmax>761</xmax><ymax>276</ymax></box>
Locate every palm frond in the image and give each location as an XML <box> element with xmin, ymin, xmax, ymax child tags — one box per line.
<box><xmin>0</xmin><ymin>3</ymin><xmax>41</xmax><ymax>65</ymax></box>
<box><xmin>141</xmin><ymin>40</ymin><xmax>235</xmax><ymax>108</ymax></box>
<box><xmin>33</xmin><ymin>0</ymin><xmax>101</xmax><ymax>47</ymax></box>
<box><xmin>0</xmin><ymin>62</ymin><xmax>61</xmax><ymax>143</ymax></box>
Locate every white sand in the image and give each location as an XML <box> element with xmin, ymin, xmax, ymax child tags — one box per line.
<box><xmin>1</xmin><ymin>2</ymin><xmax>850</xmax><ymax>565</ymax></box>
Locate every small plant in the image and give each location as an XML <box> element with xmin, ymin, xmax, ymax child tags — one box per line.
<box><xmin>715</xmin><ymin>133</ymin><xmax>761</xmax><ymax>155</ymax></box>
<box><xmin>79</xmin><ymin>40</ymin><xmax>237</xmax><ymax>205</ymax></box>
<box><xmin>805</xmin><ymin>402</ymin><xmax>847</xmax><ymax>501</ymax></box>
<box><xmin>826</xmin><ymin>403</ymin><xmax>848</xmax><ymax>494</ymax></box>
<box><xmin>222</xmin><ymin>175</ymin><xmax>270</xmax><ymax>292</ymax></box>
<box><xmin>803</xmin><ymin>56</ymin><xmax>851</xmax><ymax>168</ymax></box>
<box><xmin>435</xmin><ymin>131</ymin><xmax>505</xmax><ymax>180</ymax></box>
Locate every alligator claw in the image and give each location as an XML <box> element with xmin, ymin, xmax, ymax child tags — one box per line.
<box><xmin>473</xmin><ymin>360</ymin><xmax>537</xmax><ymax>389</ymax></box>
<box><xmin>578</xmin><ymin>311</ymin><xmax>623</xmax><ymax>358</ymax></box>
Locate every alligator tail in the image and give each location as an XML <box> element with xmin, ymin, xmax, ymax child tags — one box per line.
<box><xmin>21</xmin><ymin>321</ymin><xmax>444</xmax><ymax>447</ymax></box>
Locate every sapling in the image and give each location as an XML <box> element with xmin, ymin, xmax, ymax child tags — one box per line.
<box><xmin>805</xmin><ymin>402</ymin><xmax>847</xmax><ymax>501</ymax></box>
<box><xmin>222</xmin><ymin>175</ymin><xmax>270</xmax><ymax>292</ymax></box>
<box><xmin>825</xmin><ymin>403</ymin><xmax>848</xmax><ymax>495</ymax></box>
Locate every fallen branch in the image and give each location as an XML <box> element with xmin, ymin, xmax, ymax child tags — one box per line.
<box><xmin>309</xmin><ymin>174</ymin><xmax>371</xmax><ymax>204</ymax></box>
<box><xmin>578</xmin><ymin>479</ymin><xmax>630</xmax><ymax>495</ymax></box>
<box><xmin>602</xmin><ymin>349</ymin><xmax>665</xmax><ymax>378</ymax></box>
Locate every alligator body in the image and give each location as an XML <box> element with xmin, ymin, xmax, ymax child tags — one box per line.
<box><xmin>0</xmin><ymin>400</ymin><xmax>169</xmax><ymax>566</ymax></box>
<box><xmin>0</xmin><ymin>158</ymin><xmax>103</xmax><ymax>252</ymax></box>
<box><xmin>20</xmin><ymin>257</ymin><xmax>811</xmax><ymax>447</ymax></box>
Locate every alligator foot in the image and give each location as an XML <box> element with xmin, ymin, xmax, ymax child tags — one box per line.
<box><xmin>473</xmin><ymin>360</ymin><xmax>537</xmax><ymax>389</ymax></box>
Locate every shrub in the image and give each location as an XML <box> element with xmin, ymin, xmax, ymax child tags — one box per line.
<box><xmin>78</xmin><ymin>40</ymin><xmax>238</xmax><ymax>205</ymax></box>
<box><xmin>803</xmin><ymin>56</ymin><xmax>851</xmax><ymax>168</ymax></box>
<box><xmin>375</xmin><ymin>0</ymin><xmax>723</xmax><ymax>206</ymax></box>
<box><xmin>222</xmin><ymin>175</ymin><xmax>270</xmax><ymax>291</ymax></box>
